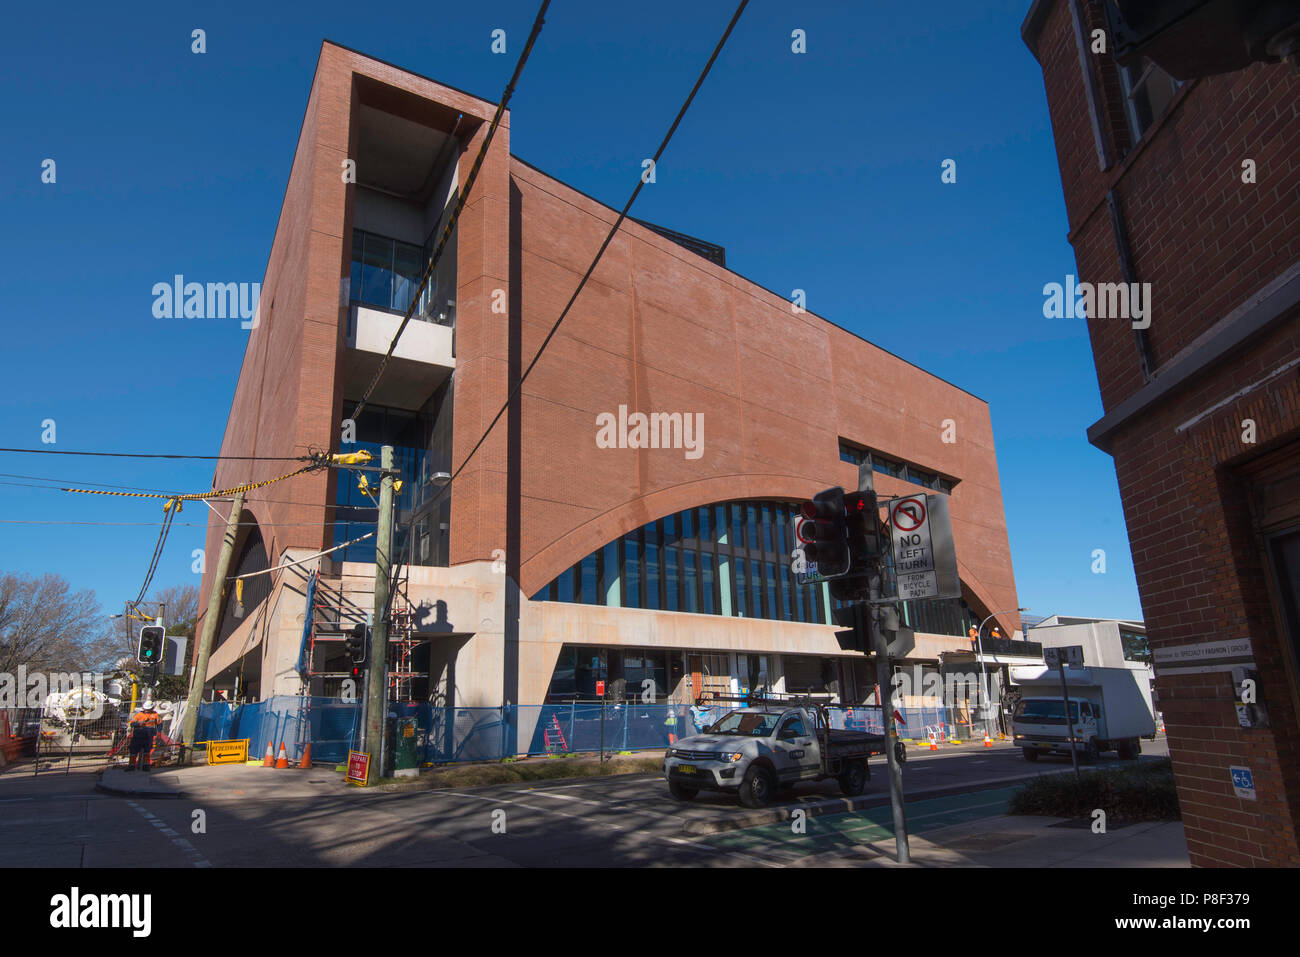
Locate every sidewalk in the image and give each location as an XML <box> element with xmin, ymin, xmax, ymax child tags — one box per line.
<box><xmin>860</xmin><ymin>815</ymin><xmax>1190</xmax><ymax>868</ymax></box>
<box><xmin>98</xmin><ymin>763</ymin><xmax>349</xmax><ymax>800</ymax></box>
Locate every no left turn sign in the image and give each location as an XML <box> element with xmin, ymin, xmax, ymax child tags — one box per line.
<box><xmin>892</xmin><ymin>497</ymin><xmax>926</xmax><ymax>532</ymax></box>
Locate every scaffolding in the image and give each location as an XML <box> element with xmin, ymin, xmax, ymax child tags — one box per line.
<box><xmin>303</xmin><ymin>564</ymin><xmax>419</xmax><ymax>702</ymax></box>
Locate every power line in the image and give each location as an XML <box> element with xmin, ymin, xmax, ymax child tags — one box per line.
<box><xmin>437</xmin><ymin>0</ymin><xmax>749</xmax><ymax>499</ymax></box>
<box><xmin>0</xmin><ymin>471</ymin><xmax>178</xmax><ymax>493</ymax></box>
<box><xmin>0</xmin><ymin>474</ymin><xmax>382</xmax><ymax>513</ymax></box>
<box><xmin>374</xmin><ymin>0</ymin><xmax>749</xmax><ymax>627</ymax></box>
<box><xmin>0</xmin><ymin>519</ymin><xmax>373</xmax><ymax>527</ymax></box>
<box><xmin>349</xmin><ymin>0</ymin><xmax>551</xmax><ymax>424</ymax></box>
<box><xmin>0</xmin><ymin>447</ymin><xmax>310</xmax><ymax>461</ymax></box>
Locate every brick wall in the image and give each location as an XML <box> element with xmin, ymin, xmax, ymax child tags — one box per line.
<box><xmin>196</xmin><ymin>42</ymin><xmax>1025</xmax><ymax>675</ymax></box>
<box><xmin>1026</xmin><ymin>0</ymin><xmax>1300</xmax><ymax>865</ymax></box>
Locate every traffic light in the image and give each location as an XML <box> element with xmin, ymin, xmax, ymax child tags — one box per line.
<box><xmin>344</xmin><ymin>622</ymin><xmax>369</xmax><ymax>665</ymax></box>
<box><xmin>830</xmin><ymin>490</ymin><xmax>884</xmax><ymax>602</ymax></box>
<box><xmin>1102</xmin><ymin>0</ymin><xmax>1300</xmax><ymax>80</ymax></box>
<box><xmin>796</xmin><ymin>487</ymin><xmax>849</xmax><ymax>578</ymax></box>
<box><xmin>832</xmin><ymin>604</ymin><xmax>865</xmax><ymax>652</ymax></box>
<box><xmin>844</xmin><ymin>490</ymin><xmax>880</xmax><ymax>562</ymax></box>
<box><xmin>137</xmin><ymin>625</ymin><xmax>165</xmax><ymax>664</ymax></box>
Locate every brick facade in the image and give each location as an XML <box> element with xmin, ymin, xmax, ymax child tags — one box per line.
<box><xmin>1025</xmin><ymin>0</ymin><xmax>1300</xmax><ymax>865</ymax></box>
<box><xmin>197</xmin><ymin>41</ymin><xmax>1021</xmax><ymax>705</ymax></box>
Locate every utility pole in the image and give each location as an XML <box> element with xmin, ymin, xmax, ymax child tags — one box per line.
<box><xmin>363</xmin><ymin>445</ymin><xmax>395</xmax><ymax>785</ymax></box>
<box><xmin>179</xmin><ymin>490</ymin><xmax>245</xmax><ymax>764</ymax></box>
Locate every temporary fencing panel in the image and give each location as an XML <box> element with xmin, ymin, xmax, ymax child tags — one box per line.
<box><xmin>183</xmin><ymin>697</ymin><xmax>968</xmax><ymax>765</ymax></box>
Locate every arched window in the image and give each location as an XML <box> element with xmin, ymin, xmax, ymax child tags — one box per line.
<box><xmin>216</xmin><ymin>525</ymin><xmax>271</xmax><ymax>647</ymax></box>
<box><xmin>531</xmin><ymin>498</ymin><xmax>981</xmax><ymax>636</ymax></box>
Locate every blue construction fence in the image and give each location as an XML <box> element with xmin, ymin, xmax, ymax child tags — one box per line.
<box><xmin>191</xmin><ymin>696</ymin><xmax>961</xmax><ymax>766</ymax></box>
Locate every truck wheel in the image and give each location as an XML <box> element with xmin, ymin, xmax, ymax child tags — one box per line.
<box><xmin>1118</xmin><ymin>738</ymin><xmax>1141</xmax><ymax>760</ymax></box>
<box><xmin>1084</xmin><ymin>739</ymin><xmax>1100</xmax><ymax>763</ymax></box>
<box><xmin>738</xmin><ymin>765</ymin><xmax>775</xmax><ymax>808</ymax></box>
<box><xmin>1022</xmin><ymin>748</ymin><xmax>1039</xmax><ymax>762</ymax></box>
<box><xmin>839</xmin><ymin>759</ymin><xmax>869</xmax><ymax>797</ymax></box>
<box><xmin>668</xmin><ymin>780</ymin><xmax>698</xmax><ymax>801</ymax></box>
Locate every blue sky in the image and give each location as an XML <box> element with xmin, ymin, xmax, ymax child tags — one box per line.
<box><xmin>0</xmin><ymin>0</ymin><xmax>1142</xmax><ymax>624</ymax></box>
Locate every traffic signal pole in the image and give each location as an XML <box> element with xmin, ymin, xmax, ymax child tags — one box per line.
<box><xmin>363</xmin><ymin>445</ymin><xmax>395</xmax><ymax>785</ymax></box>
<box><xmin>866</xmin><ymin>577</ymin><xmax>911</xmax><ymax>864</ymax></box>
<box><xmin>179</xmin><ymin>489</ymin><xmax>245</xmax><ymax>765</ymax></box>
<box><xmin>857</xmin><ymin>465</ymin><xmax>910</xmax><ymax>864</ymax></box>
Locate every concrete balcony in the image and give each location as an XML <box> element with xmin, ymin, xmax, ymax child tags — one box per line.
<box><xmin>343</xmin><ymin>303</ymin><xmax>454</xmax><ymax>407</ymax></box>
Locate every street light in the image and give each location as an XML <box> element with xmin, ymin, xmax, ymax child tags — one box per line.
<box><xmin>975</xmin><ymin>606</ymin><xmax>1029</xmax><ymax>740</ymax></box>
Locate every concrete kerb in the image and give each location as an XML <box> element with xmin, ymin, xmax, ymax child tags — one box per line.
<box><xmin>97</xmin><ymin>767</ymin><xmax>187</xmax><ymax>799</ymax></box>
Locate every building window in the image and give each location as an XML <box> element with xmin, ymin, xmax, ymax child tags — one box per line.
<box><xmin>873</xmin><ymin>455</ymin><xmax>903</xmax><ymax>478</ymax></box>
<box><xmin>352</xmin><ymin>230</ymin><xmax>425</xmax><ymax>314</ymax></box>
<box><xmin>1119</xmin><ymin>58</ymin><xmax>1182</xmax><ymax>143</ymax></box>
<box><xmin>1120</xmin><ymin>630</ymin><xmax>1151</xmax><ymax>665</ymax></box>
<box><xmin>529</xmin><ymin>498</ymin><xmax>982</xmax><ymax>637</ymax></box>
<box><xmin>840</xmin><ymin>438</ymin><xmax>958</xmax><ymax>494</ymax></box>
<box><xmin>839</xmin><ymin>441</ymin><xmax>868</xmax><ymax>466</ymax></box>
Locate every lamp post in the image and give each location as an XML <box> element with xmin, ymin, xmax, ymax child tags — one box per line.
<box><xmin>975</xmin><ymin>607</ymin><xmax>1028</xmax><ymax>739</ymax></box>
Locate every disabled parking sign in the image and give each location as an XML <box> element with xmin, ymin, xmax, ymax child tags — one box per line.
<box><xmin>1230</xmin><ymin>766</ymin><xmax>1256</xmax><ymax>800</ymax></box>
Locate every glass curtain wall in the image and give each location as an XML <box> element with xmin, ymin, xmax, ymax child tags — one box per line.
<box><xmin>532</xmin><ymin>499</ymin><xmax>979</xmax><ymax>636</ymax></box>
<box><xmin>531</xmin><ymin>499</ymin><xmax>832</xmax><ymax>626</ymax></box>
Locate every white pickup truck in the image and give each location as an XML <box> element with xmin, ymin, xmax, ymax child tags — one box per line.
<box><xmin>1010</xmin><ymin>665</ymin><xmax>1156</xmax><ymax>762</ymax></box>
<box><xmin>663</xmin><ymin>702</ymin><xmax>891</xmax><ymax>807</ymax></box>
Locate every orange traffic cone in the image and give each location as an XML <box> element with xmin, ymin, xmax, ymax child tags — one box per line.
<box><xmin>984</xmin><ymin>733</ymin><xmax>992</xmax><ymax>748</ymax></box>
<box><xmin>262</xmin><ymin>742</ymin><xmax>275</xmax><ymax>767</ymax></box>
<box><xmin>929</xmin><ymin>731</ymin><xmax>938</xmax><ymax>751</ymax></box>
<box><xmin>298</xmin><ymin>742</ymin><xmax>312</xmax><ymax>769</ymax></box>
<box><xmin>275</xmin><ymin>741</ymin><xmax>289</xmax><ymax>769</ymax></box>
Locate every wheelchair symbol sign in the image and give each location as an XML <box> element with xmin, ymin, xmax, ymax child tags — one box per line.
<box><xmin>1230</xmin><ymin>766</ymin><xmax>1256</xmax><ymax>800</ymax></box>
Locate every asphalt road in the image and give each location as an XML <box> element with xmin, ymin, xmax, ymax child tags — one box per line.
<box><xmin>0</xmin><ymin>738</ymin><xmax>1169</xmax><ymax>868</ymax></box>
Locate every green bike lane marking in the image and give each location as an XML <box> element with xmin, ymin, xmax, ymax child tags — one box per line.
<box><xmin>705</xmin><ymin>785</ymin><xmax>1025</xmax><ymax>853</ymax></box>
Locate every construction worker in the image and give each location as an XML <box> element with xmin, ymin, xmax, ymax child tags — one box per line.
<box><xmin>126</xmin><ymin>698</ymin><xmax>161</xmax><ymax>772</ymax></box>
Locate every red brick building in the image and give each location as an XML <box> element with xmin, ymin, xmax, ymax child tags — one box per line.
<box><xmin>1023</xmin><ymin>1</ymin><xmax>1300</xmax><ymax>865</ymax></box>
<box><xmin>195</xmin><ymin>42</ymin><xmax>1021</xmax><ymax>740</ymax></box>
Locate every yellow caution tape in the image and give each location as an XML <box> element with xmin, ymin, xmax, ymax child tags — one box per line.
<box><xmin>60</xmin><ymin>462</ymin><xmax>323</xmax><ymax>508</ymax></box>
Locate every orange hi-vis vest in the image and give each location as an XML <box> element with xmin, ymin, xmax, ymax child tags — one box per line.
<box><xmin>130</xmin><ymin>710</ymin><xmax>161</xmax><ymax>731</ymax></box>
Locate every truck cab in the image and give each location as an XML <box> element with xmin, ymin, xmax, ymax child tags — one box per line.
<box><xmin>1010</xmin><ymin>664</ymin><xmax>1155</xmax><ymax>762</ymax></box>
<box><xmin>1012</xmin><ymin>696</ymin><xmax>1101</xmax><ymax>760</ymax></box>
<box><xmin>663</xmin><ymin>699</ymin><xmax>886</xmax><ymax>807</ymax></box>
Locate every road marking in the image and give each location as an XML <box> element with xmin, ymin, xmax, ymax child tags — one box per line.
<box><xmin>442</xmin><ymin>790</ymin><xmax>625</xmax><ymax>828</ymax></box>
<box><xmin>510</xmin><ymin>789</ymin><xmax>598</xmax><ymax>805</ymax></box>
<box><xmin>126</xmin><ymin>801</ymin><xmax>212</xmax><ymax>868</ymax></box>
<box><xmin>440</xmin><ymin>789</ymin><xmax>781</xmax><ymax>867</ymax></box>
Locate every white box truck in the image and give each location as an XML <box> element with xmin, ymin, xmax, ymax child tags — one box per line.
<box><xmin>1009</xmin><ymin>665</ymin><xmax>1156</xmax><ymax>762</ymax></box>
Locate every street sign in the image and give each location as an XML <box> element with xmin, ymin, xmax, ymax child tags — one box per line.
<box><xmin>889</xmin><ymin>493</ymin><xmax>960</xmax><ymax>601</ymax></box>
<box><xmin>1044</xmin><ymin>645</ymin><xmax>1085</xmax><ymax>668</ymax></box>
<box><xmin>205</xmin><ymin>738</ymin><xmax>249</xmax><ymax>765</ymax></box>
<box><xmin>1230</xmin><ymin>766</ymin><xmax>1256</xmax><ymax>800</ymax></box>
<box><xmin>346</xmin><ymin>749</ymin><xmax>371</xmax><ymax>786</ymax></box>
<box><xmin>162</xmin><ymin>636</ymin><xmax>188</xmax><ymax>676</ymax></box>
